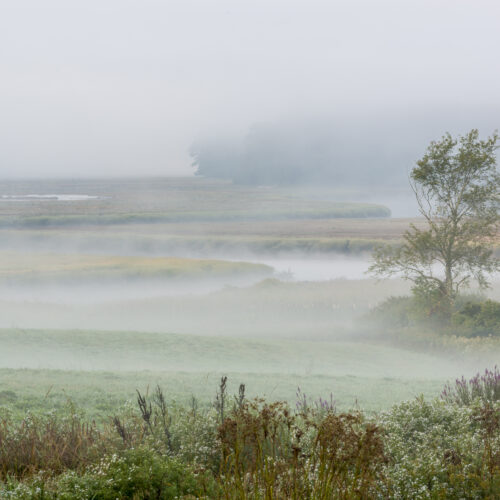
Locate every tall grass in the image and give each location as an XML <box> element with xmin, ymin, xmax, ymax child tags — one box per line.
<box><xmin>218</xmin><ymin>400</ymin><xmax>386</xmax><ymax>499</ymax></box>
<box><xmin>0</xmin><ymin>378</ymin><xmax>498</xmax><ymax>498</ymax></box>
<box><xmin>0</xmin><ymin>409</ymin><xmax>104</xmax><ymax>479</ymax></box>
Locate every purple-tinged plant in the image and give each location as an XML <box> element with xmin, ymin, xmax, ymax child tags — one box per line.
<box><xmin>441</xmin><ymin>366</ymin><xmax>500</xmax><ymax>405</ymax></box>
<box><xmin>295</xmin><ymin>387</ymin><xmax>336</xmax><ymax>414</ymax></box>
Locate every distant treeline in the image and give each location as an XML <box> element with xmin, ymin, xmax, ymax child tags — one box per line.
<box><xmin>190</xmin><ymin>114</ymin><xmax>500</xmax><ymax>186</ymax></box>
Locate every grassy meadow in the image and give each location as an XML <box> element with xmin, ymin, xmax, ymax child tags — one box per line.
<box><xmin>0</xmin><ymin>178</ymin><xmax>496</xmax><ymax>413</ymax></box>
<box><xmin>0</xmin><ymin>366</ymin><xmax>446</xmax><ymax>420</ymax></box>
<box><xmin>0</xmin><ymin>178</ymin><xmax>498</xmax><ymax>498</ymax></box>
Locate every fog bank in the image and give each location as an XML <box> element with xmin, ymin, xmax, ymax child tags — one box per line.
<box><xmin>2</xmin><ymin>1</ymin><xmax>500</xmax><ymax>177</ymax></box>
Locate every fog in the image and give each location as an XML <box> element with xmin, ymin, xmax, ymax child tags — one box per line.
<box><xmin>2</xmin><ymin>1</ymin><xmax>500</xmax><ymax>178</ymax></box>
<box><xmin>0</xmin><ymin>176</ymin><xmax>496</xmax><ymax>403</ymax></box>
<box><xmin>191</xmin><ymin>111</ymin><xmax>500</xmax><ymax>190</ymax></box>
<box><xmin>0</xmin><ymin>267</ymin><xmax>498</xmax><ymax>383</ymax></box>
<box><xmin>1</xmin><ymin>1</ymin><xmax>499</xmax><ymax>410</ymax></box>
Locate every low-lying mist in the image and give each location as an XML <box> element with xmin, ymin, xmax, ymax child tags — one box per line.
<box><xmin>0</xmin><ymin>328</ymin><xmax>478</xmax><ymax>381</ymax></box>
<box><xmin>0</xmin><ymin>178</ymin><xmax>497</xmax><ymax>413</ymax></box>
<box><xmin>1</xmin><ymin>265</ymin><xmax>499</xmax><ymax>376</ymax></box>
<box><xmin>0</xmin><ymin>270</ymin><xmax>397</xmax><ymax>332</ymax></box>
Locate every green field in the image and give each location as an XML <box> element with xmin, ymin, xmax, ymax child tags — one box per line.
<box><xmin>0</xmin><ymin>327</ymin><xmax>488</xmax><ymax>420</ymax></box>
<box><xmin>0</xmin><ymin>328</ymin><xmax>467</xmax><ymax>377</ymax></box>
<box><xmin>0</xmin><ymin>329</ymin><xmax>455</xmax><ymax>418</ymax></box>
<box><xmin>0</xmin><ymin>368</ymin><xmax>446</xmax><ymax>419</ymax></box>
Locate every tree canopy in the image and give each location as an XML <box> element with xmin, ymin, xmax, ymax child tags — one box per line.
<box><xmin>369</xmin><ymin>129</ymin><xmax>500</xmax><ymax>305</ymax></box>
<box><xmin>189</xmin><ymin>119</ymin><xmax>412</xmax><ymax>187</ymax></box>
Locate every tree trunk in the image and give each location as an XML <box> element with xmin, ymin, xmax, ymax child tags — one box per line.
<box><xmin>445</xmin><ymin>263</ymin><xmax>454</xmax><ymax>300</ymax></box>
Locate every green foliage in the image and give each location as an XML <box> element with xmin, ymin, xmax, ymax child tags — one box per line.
<box><xmin>368</xmin><ymin>294</ymin><xmax>450</xmax><ymax>329</ymax></box>
<box><xmin>370</xmin><ymin>295</ymin><xmax>500</xmax><ymax>339</ymax></box>
<box><xmin>0</xmin><ymin>450</ymin><xmax>217</xmax><ymax>499</ymax></box>
<box><xmin>379</xmin><ymin>398</ymin><xmax>500</xmax><ymax>499</ymax></box>
<box><xmin>56</xmin><ymin>448</ymin><xmax>217</xmax><ymax>500</ymax></box>
<box><xmin>111</xmin><ymin>387</ymin><xmax>221</xmax><ymax>473</ymax></box>
<box><xmin>452</xmin><ymin>299</ymin><xmax>500</xmax><ymax>337</ymax></box>
<box><xmin>0</xmin><ymin>387</ymin><xmax>499</xmax><ymax>499</ymax></box>
<box><xmin>367</xmin><ymin>296</ymin><xmax>415</xmax><ymax>328</ymax></box>
<box><xmin>370</xmin><ymin>129</ymin><xmax>500</xmax><ymax>304</ymax></box>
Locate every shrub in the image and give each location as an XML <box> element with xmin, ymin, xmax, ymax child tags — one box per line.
<box><xmin>367</xmin><ymin>296</ymin><xmax>415</xmax><ymax>328</ymax></box>
<box><xmin>379</xmin><ymin>397</ymin><xmax>500</xmax><ymax>499</ymax></box>
<box><xmin>55</xmin><ymin>448</ymin><xmax>217</xmax><ymax>499</ymax></box>
<box><xmin>451</xmin><ymin>299</ymin><xmax>500</xmax><ymax>337</ymax></box>
<box><xmin>368</xmin><ymin>295</ymin><xmax>500</xmax><ymax>341</ymax></box>
<box><xmin>0</xmin><ymin>449</ymin><xmax>217</xmax><ymax>499</ymax></box>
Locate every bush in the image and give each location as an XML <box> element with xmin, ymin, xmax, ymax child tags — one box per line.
<box><xmin>451</xmin><ymin>299</ymin><xmax>500</xmax><ymax>337</ymax></box>
<box><xmin>367</xmin><ymin>296</ymin><xmax>415</xmax><ymax>328</ymax></box>
<box><xmin>111</xmin><ymin>388</ymin><xmax>221</xmax><ymax>473</ymax></box>
<box><xmin>0</xmin><ymin>449</ymin><xmax>217</xmax><ymax>499</ymax></box>
<box><xmin>379</xmin><ymin>397</ymin><xmax>500</xmax><ymax>499</ymax></box>
<box><xmin>368</xmin><ymin>295</ymin><xmax>500</xmax><ymax>339</ymax></box>
<box><xmin>56</xmin><ymin>448</ymin><xmax>217</xmax><ymax>499</ymax></box>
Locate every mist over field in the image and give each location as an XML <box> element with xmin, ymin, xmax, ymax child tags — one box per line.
<box><xmin>0</xmin><ymin>178</ymin><xmax>497</xmax><ymax>384</ymax></box>
<box><xmin>1</xmin><ymin>2</ymin><xmax>500</xmax><ymax>496</ymax></box>
<box><xmin>0</xmin><ymin>0</ymin><xmax>498</xmax><ymax>408</ymax></box>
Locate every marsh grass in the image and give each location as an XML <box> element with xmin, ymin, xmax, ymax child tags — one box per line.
<box><xmin>0</xmin><ymin>215</ymin><xmax>412</xmax><ymax>258</ymax></box>
<box><xmin>0</xmin><ymin>178</ymin><xmax>390</xmax><ymax>229</ymax></box>
<box><xmin>0</xmin><ymin>204</ymin><xmax>391</xmax><ymax>228</ymax></box>
<box><xmin>0</xmin><ymin>253</ymin><xmax>272</xmax><ymax>284</ymax></box>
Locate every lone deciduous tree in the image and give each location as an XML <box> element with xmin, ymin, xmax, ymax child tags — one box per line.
<box><xmin>369</xmin><ymin>129</ymin><xmax>500</xmax><ymax>306</ymax></box>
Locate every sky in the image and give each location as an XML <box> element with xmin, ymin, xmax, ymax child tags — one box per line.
<box><xmin>1</xmin><ymin>0</ymin><xmax>500</xmax><ymax>178</ymax></box>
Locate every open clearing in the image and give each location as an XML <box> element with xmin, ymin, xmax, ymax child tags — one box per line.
<box><xmin>0</xmin><ymin>327</ymin><xmax>458</xmax><ymax>418</ymax></box>
<box><xmin>0</xmin><ymin>368</ymin><xmax>446</xmax><ymax>419</ymax></box>
<box><xmin>0</xmin><ymin>328</ymin><xmax>466</xmax><ymax>378</ymax></box>
<box><xmin>0</xmin><ymin>327</ymin><xmax>491</xmax><ymax>420</ymax></box>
